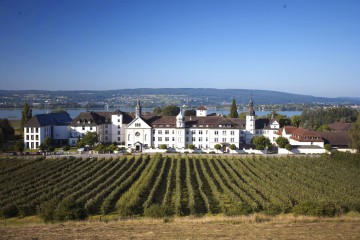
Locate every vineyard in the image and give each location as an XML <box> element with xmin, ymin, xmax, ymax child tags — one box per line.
<box><xmin>0</xmin><ymin>152</ymin><xmax>359</xmax><ymax>220</ymax></box>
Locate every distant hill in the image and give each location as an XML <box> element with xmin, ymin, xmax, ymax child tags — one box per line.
<box><xmin>0</xmin><ymin>88</ymin><xmax>359</xmax><ymax>106</ymax></box>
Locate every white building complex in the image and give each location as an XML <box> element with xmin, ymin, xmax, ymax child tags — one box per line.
<box><xmin>68</xmin><ymin>99</ymin><xmax>280</xmax><ymax>152</ymax></box>
<box><xmin>24</xmin><ymin>99</ymin><xmax>352</xmax><ymax>154</ymax></box>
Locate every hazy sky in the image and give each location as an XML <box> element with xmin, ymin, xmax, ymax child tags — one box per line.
<box><xmin>0</xmin><ymin>0</ymin><xmax>359</xmax><ymax>98</ymax></box>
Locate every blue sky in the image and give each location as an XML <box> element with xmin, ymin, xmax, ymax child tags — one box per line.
<box><xmin>0</xmin><ymin>0</ymin><xmax>359</xmax><ymax>98</ymax></box>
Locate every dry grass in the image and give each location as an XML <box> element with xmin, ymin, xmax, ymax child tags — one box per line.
<box><xmin>1</xmin><ymin>214</ymin><xmax>360</xmax><ymax>239</ymax></box>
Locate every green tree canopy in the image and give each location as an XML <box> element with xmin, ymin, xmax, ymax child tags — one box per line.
<box><xmin>187</xmin><ymin>144</ymin><xmax>195</xmax><ymax>150</ymax></box>
<box><xmin>153</xmin><ymin>105</ymin><xmax>180</xmax><ymax>116</ymax></box>
<box><xmin>184</xmin><ymin>109</ymin><xmax>196</xmax><ymax>116</ymax></box>
<box><xmin>238</xmin><ymin>112</ymin><xmax>247</xmax><ymax>119</ymax></box>
<box><xmin>229</xmin><ymin>99</ymin><xmax>239</xmax><ymax>118</ymax></box>
<box><xmin>214</xmin><ymin>144</ymin><xmax>221</xmax><ymax>151</ymax></box>
<box><xmin>20</xmin><ymin>103</ymin><xmax>32</xmax><ymax>135</ymax></box>
<box><xmin>0</xmin><ymin>119</ymin><xmax>15</xmax><ymax>150</ymax></box>
<box><xmin>291</xmin><ymin>115</ymin><xmax>301</xmax><ymax>127</ymax></box>
<box><xmin>77</xmin><ymin>132</ymin><xmax>99</xmax><ymax>148</ymax></box>
<box><xmin>251</xmin><ymin>136</ymin><xmax>272</xmax><ymax>150</ymax></box>
<box><xmin>275</xmin><ymin>137</ymin><xmax>289</xmax><ymax>148</ymax></box>
<box><xmin>350</xmin><ymin>115</ymin><xmax>360</xmax><ymax>152</ymax></box>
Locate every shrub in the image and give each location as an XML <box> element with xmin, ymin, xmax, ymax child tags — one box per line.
<box><xmin>285</xmin><ymin>144</ymin><xmax>293</xmax><ymax>151</ymax></box>
<box><xmin>159</xmin><ymin>144</ymin><xmax>167</xmax><ymax>150</ymax></box>
<box><xmin>229</xmin><ymin>144</ymin><xmax>237</xmax><ymax>150</ymax></box>
<box><xmin>55</xmin><ymin>199</ymin><xmax>88</xmax><ymax>221</ymax></box>
<box><xmin>187</xmin><ymin>144</ymin><xmax>195</xmax><ymax>150</ymax></box>
<box><xmin>225</xmin><ymin>204</ymin><xmax>252</xmax><ymax>216</ymax></box>
<box><xmin>37</xmin><ymin>200</ymin><xmax>59</xmax><ymax>223</ymax></box>
<box><xmin>144</xmin><ymin>204</ymin><xmax>171</xmax><ymax>218</ymax></box>
<box><xmin>275</xmin><ymin>137</ymin><xmax>289</xmax><ymax>148</ymax></box>
<box><xmin>324</xmin><ymin>144</ymin><xmax>332</xmax><ymax>152</ymax></box>
<box><xmin>63</xmin><ymin>145</ymin><xmax>70</xmax><ymax>151</ymax></box>
<box><xmin>291</xmin><ymin>202</ymin><xmax>347</xmax><ymax>217</ymax></box>
<box><xmin>0</xmin><ymin>204</ymin><xmax>18</xmax><ymax>218</ymax></box>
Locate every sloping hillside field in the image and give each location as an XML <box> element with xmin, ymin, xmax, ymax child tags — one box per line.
<box><xmin>0</xmin><ymin>152</ymin><xmax>359</xmax><ymax>219</ymax></box>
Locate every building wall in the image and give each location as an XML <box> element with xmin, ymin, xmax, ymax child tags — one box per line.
<box><xmin>24</xmin><ymin>126</ymin><xmax>51</xmax><ymax>149</ymax></box>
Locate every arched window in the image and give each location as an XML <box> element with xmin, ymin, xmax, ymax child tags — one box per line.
<box><xmin>128</xmin><ymin>134</ymin><xmax>131</xmax><ymax>141</ymax></box>
<box><xmin>145</xmin><ymin>134</ymin><xmax>147</xmax><ymax>141</ymax></box>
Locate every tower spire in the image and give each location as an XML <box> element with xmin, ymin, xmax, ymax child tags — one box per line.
<box><xmin>135</xmin><ymin>100</ymin><xmax>142</xmax><ymax>118</ymax></box>
<box><xmin>247</xmin><ymin>94</ymin><xmax>255</xmax><ymax>116</ymax></box>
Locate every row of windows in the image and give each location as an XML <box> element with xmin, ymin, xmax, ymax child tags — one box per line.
<box><xmin>26</xmin><ymin>135</ymin><xmax>39</xmax><ymax>141</ymax></box>
<box><xmin>153</xmin><ymin>130</ymin><xmax>175</xmax><ymax>135</ymax></box>
<box><xmin>153</xmin><ymin>129</ymin><xmax>240</xmax><ymax>135</ymax></box>
<box><xmin>26</xmin><ymin>127</ymin><xmax>39</xmax><ymax>133</ymax></box>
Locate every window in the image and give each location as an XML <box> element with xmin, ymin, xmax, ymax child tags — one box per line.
<box><xmin>118</xmin><ymin>119</ymin><xmax>120</xmax><ymax>122</ymax></box>
<box><xmin>82</xmin><ymin>126</ymin><xmax>85</xmax><ymax>130</ymax></box>
<box><xmin>158</xmin><ymin>130</ymin><xmax>162</xmax><ymax>134</ymax></box>
<box><xmin>145</xmin><ymin>134</ymin><xmax>147</xmax><ymax>141</ymax></box>
<box><xmin>172</xmin><ymin>137</ymin><xmax>175</xmax><ymax>141</ymax></box>
<box><xmin>90</xmin><ymin>127</ymin><xmax>93</xmax><ymax>130</ymax></box>
<box><xmin>36</xmin><ymin>135</ymin><xmax>39</xmax><ymax>140</ymax></box>
<box><xmin>128</xmin><ymin>134</ymin><xmax>130</xmax><ymax>141</ymax></box>
<box><xmin>214</xmin><ymin>138</ymin><xmax>218</xmax><ymax>142</ymax></box>
<box><xmin>186</xmin><ymin>137</ymin><xmax>189</xmax><ymax>142</ymax></box>
<box><xmin>199</xmin><ymin>130</ymin><xmax>203</xmax><ymax>135</ymax></box>
<box><xmin>135</xmin><ymin>123</ymin><xmax>141</xmax><ymax>127</ymax></box>
<box><xmin>172</xmin><ymin>130</ymin><xmax>175</xmax><ymax>134</ymax></box>
<box><xmin>153</xmin><ymin>137</ymin><xmax>155</xmax><ymax>141</ymax></box>
<box><xmin>165</xmin><ymin>130</ymin><xmax>169</xmax><ymax>134</ymax></box>
<box><xmin>206</xmin><ymin>137</ymin><xmax>208</xmax><ymax>141</ymax></box>
<box><xmin>105</xmin><ymin>136</ymin><xmax>108</xmax><ymax>141</ymax></box>
<box><xmin>222</xmin><ymin>131</ymin><xmax>226</xmax><ymax>135</ymax></box>
<box><xmin>192</xmin><ymin>137</ymin><xmax>196</xmax><ymax>141</ymax></box>
<box><xmin>214</xmin><ymin>131</ymin><xmax>218</xmax><ymax>135</ymax></box>
<box><xmin>230</xmin><ymin>138</ymin><xmax>234</xmax><ymax>142</ymax></box>
<box><xmin>191</xmin><ymin>130</ymin><xmax>195</xmax><ymax>134</ymax></box>
<box><xmin>31</xmin><ymin>135</ymin><xmax>34</xmax><ymax>140</ymax></box>
<box><xmin>26</xmin><ymin>135</ymin><xmax>29</xmax><ymax>140</ymax></box>
<box><xmin>186</xmin><ymin>131</ymin><xmax>189</xmax><ymax>134</ymax></box>
<box><xmin>158</xmin><ymin>137</ymin><xmax>162</xmax><ymax>141</ymax></box>
<box><xmin>199</xmin><ymin>137</ymin><xmax>203</xmax><ymax>142</ymax></box>
<box><xmin>118</xmin><ymin>131</ymin><xmax>120</xmax><ymax>134</ymax></box>
<box><xmin>165</xmin><ymin>137</ymin><xmax>169</xmax><ymax>141</ymax></box>
<box><xmin>105</xmin><ymin>125</ymin><xmax>108</xmax><ymax>128</ymax></box>
<box><xmin>118</xmin><ymin>125</ymin><xmax>121</xmax><ymax>129</ymax></box>
<box><xmin>230</xmin><ymin>131</ymin><xmax>235</xmax><ymax>135</ymax></box>
<box><xmin>153</xmin><ymin>130</ymin><xmax>155</xmax><ymax>134</ymax></box>
<box><xmin>105</xmin><ymin>130</ymin><xmax>108</xmax><ymax>134</ymax></box>
<box><xmin>36</xmin><ymin>128</ymin><xmax>39</xmax><ymax>133</ymax></box>
<box><xmin>222</xmin><ymin>138</ymin><xmax>226</xmax><ymax>142</ymax></box>
<box><xmin>118</xmin><ymin>137</ymin><xmax>121</xmax><ymax>141</ymax></box>
<box><xmin>26</xmin><ymin>128</ymin><xmax>29</xmax><ymax>133</ymax></box>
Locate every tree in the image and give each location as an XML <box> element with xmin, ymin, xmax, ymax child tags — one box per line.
<box><xmin>238</xmin><ymin>112</ymin><xmax>247</xmax><ymax>119</ymax></box>
<box><xmin>324</xmin><ymin>144</ymin><xmax>332</xmax><ymax>152</ymax></box>
<box><xmin>285</xmin><ymin>144</ymin><xmax>293</xmax><ymax>151</ymax></box>
<box><xmin>0</xmin><ymin>119</ymin><xmax>15</xmax><ymax>150</ymax></box>
<box><xmin>229</xmin><ymin>144</ymin><xmax>237</xmax><ymax>150</ymax></box>
<box><xmin>15</xmin><ymin>141</ymin><xmax>24</xmax><ymax>152</ymax></box>
<box><xmin>77</xmin><ymin>132</ymin><xmax>99</xmax><ymax>148</ymax></box>
<box><xmin>317</xmin><ymin>124</ymin><xmax>331</xmax><ymax>131</ymax></box>
<box><xmin>275</xmin><ymin>137</ymin><xmax>289</xmax><ymax>148</ymax></box>
<box><xmin>153</xmin><ymin>105</ymin><xmax>180</xmax><ymax>116</ymax></box>
<box><xmin>20</xmin><ymin>103</ymin><xmax>32</xmax><ymax>135</ymax></box>
<box><xmin>184</xmin><ymin>109</ymin><xmax>196</xmax><ymax>116</ymax></box>
<box><xmin>229</xmin><ymin>99</ymin><xmax>239</xmax><ymax>118</ymax></box>
<box><xmin>187</xmin><ymin>144</ymin><xmax>195</xmax><ymax>150</ymax></box>
<box><xmin>350</xmin><ymin>115</ymin><xmax>360</xmax><ymax>152</ymax></box>
<box><xmin>159</xmin><ymin>144</ymin><xmax>168</xmax><ymax>149</ymax></box>
<box><xmin>214</xmin><ymin>144</ymin><xmax>222</xmax><ymax>151</ymax></box>
<box><xmin>291</xmin><ymin>115</ymin><xmax>301</xmax><ymax>127</ymax></box>
<box><xmin>251</xmin><ymin>136</ymin><xmax>272</xmax><ymax>150</ymax></box>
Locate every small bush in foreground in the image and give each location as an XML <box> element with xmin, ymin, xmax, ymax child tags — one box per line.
<box><xmin>144</xmin><ymin>204</ymin><xmax>171</xmax><ymax>218</ymax></box>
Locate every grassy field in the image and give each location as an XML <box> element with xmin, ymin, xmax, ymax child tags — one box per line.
<box><xmin>1</xmin><ymin>215</ymin><xmax>360</xmax><ymax>239</ymax></box>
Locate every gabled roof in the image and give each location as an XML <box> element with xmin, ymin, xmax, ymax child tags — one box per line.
<box><xmin>290</xmin><ymin>128</ymin><xmax>323</xmax><ymax>142</ymax></box>
<box><xmin>318</xmin><ymin>131</ymin><xmax>350</xmax><ymax>147</ymax></box>
<box><xmin>255</xmin><ymin>118</ymin><xmax>279</xmax><ymax>130</ymax></box>
<box><xmin>328</xmin><ymin>122</ymin><xmax>352</xmax><ymax>132</ymax></box>
<box><xmin>197</xmin><ymin>106</ymin><xmax>207</xmax><ymax>110</ymax></box>
<box><xmin>25</xmin><ymin>112</ymin><xmax>72</xmax><ymax>127</ymax></box>
<box><xmin>276</xmin><ymin>126</ymin><xmax>297</xmax><ymax>135</ymax></box>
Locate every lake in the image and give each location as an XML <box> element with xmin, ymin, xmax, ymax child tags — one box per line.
<box><xmin>0</xmin><ymin>108</ymin><xmax>302</xmax><ymax>120</ymax></box>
